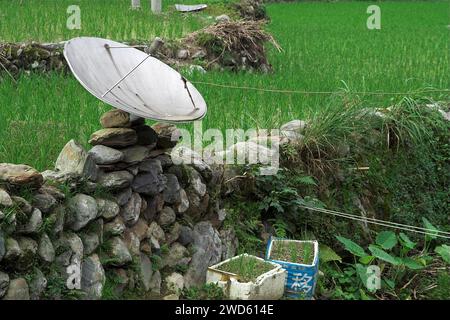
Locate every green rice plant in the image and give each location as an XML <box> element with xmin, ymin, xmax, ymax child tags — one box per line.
<box><xmin>0</xmin><ymin>1</ymin><xmax>448</xmax><ymax>170</ymax></box>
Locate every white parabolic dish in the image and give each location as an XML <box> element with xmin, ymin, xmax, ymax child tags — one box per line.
<box><xmin>64</xmin><ymin>37</ymin><xmax>207</xmax><ymax>122</ymax></box>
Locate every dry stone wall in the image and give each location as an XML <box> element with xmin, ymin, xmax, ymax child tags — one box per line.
<box><xmin>0</xmin><ymin>109</ymin><xmax>238</xmax><ymax>300</ymax></box>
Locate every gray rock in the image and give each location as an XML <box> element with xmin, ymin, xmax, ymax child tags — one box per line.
<box><xmin>81</xmin><ymin>254</ymin><xmax>105</xmax><ymax>300</ymax></box>
<box><xmin>89</xmin><ymin>128</ymin><xmax>138</xmax><ymax>147</ymax></box>
<box><xmin>281</xmin><ymin>130</ymin><xmax>303</xmax><ymax>143</ymax></box>
<box><xmin>17</xmin><ymin>208</ymin><xmax>42</xmax><ymax>235</ymax></box>
<box><xmin>0</xmin><ymin>210</ymin><xmax>4</xmax><ymax>221</ymax></box>
<box><xmin>80</xmin><ymin>233</ymin><xmax>100</xmax><ymax>256</ymax></box>
<box><xmin>55</xmin><ymin>139</ymin><xmax>98</xmax><ymax>181</ymax></box>
<box><xmin>185</xmin><ymin>190</ymin><xmax>209</xmax><ymax>221</ymax></box>
<box><xmin>41</xmin><ymin>170</ymin><xmax>78</xmax><ymax>184</ymax></box>
<box><xmin>176</xmin><ymin>189</ymin><xmax>189</xmax><ymax>213</ymax></box>
<box><xmin>126</xmin><ymin>165</ymin><xmax>139</xmax><ymax>176</ymax></box>
<box><xmin>29</xmin><ymin>268</ymin><xmax>47</xmax><ymax>300</ymax></box>
<box><xmin>162</xmin><ymin>242</ymin><xmax>188</xmax><ymax>268</ymax></box>
<box><xmin>177</xmin><ymin>49</ymin><xmax>189</xmax><ymax>60</ymax></box>
<box><xmin>156</xmin><ymin>154</ymin><xmax>173</xmax><ymax>168</ymax></box>
<box><xmin>149</xmin><ymin>236</ymin><xmax>161</xmax><ymax>254</ymax></box>
<box><xmin>38</xmin><ymin>185</ymin><xmax>65</xmax><ymax>201</ymax></box>
<box><xmin>216</xmin><ymin>14</ymin><xmax>231</xmax><ymax>23</ymax></box>
<box><xmin>38</xmin><ymin>233</ymin><xmax>55</xmax><ymax>263</ymax></box>
<box><xmin>123</xmin><ymin>230</ymin><xmax>140</xmax><ymax>257</ymax></box>
<box><xmin>138</xmin><ymin>253</ymin><xmax>153</xmax><ymax>291</ymax></box>
<box><xmin>129</xmin><ymin>218</ymin><xmax>149</xmax><ymax>241</ymax></box>
<box><xmin>3</xmin><ymin>278</ymin><xmax>29</xmax><ymax>300</ymax></box>
<box><xmin>184</xmin><ymin>222</ymin><xmax>222</xmax><ymax>288</ymax></box>
<box><xmin>132</xmin><ymin>160</ymin><xmax>167</xmax><ymax>196</ymax></box>
<box><xmin>96</xmin><ymin>198</ymin><xmax>120</xmax><ymax>220</ymax></box>
<box><xmin>139</xmin><ymin>158</ymin><xmax>162</xmax><ymax>173</ymax></box>
<box><xmin>134</xmin><ymin>125</ymin><xmax>158</xmax><ymax>146</ymax></box>
<box><xmin>55</xmin><ymin>232</ymin><xmax>83</xmax><ymax>267</ymax></box>
<box><xmin>178</xmin><ymin>225</ymin><xmax>194</xmax><ymax>247</ymax></box>
<box><xmin>17</xmin><ymin>237</ymin><xmax>38</xmax><ymax>271</ymax></box>
<box><xmin>100</xmin><ymin>109</ymin><xmax>131</xmax><ymax>128</ymax></box>
<box><xmin>66</xmin><ymin>194</ymin><xmax>98</xmax><ymax>231</ymax></box>
<box><xmin>152</xmin><ymin>122</ymin><xmax>182</xmax><ymax>149</ymax></box>
<box><xmin>163</xmin><ymin>174</ymin><xmax>181</xmax><ymax>204</ymax></box>
<box><xmin>98</xmin><ymin>170</ymin><xmax>134</xmax><ymax>191</ymax></box>
<box><xmin>0</xmin><ymin>271</ymin><xmax>9</xmax><ymax>298</ymax></box>
<box><xmin>280</xmin><ymin>119</ymin><xmax>307</xmax><ymax>133</ymax></box>
<box><xmin>171</xmin><ymin>146</ymin><xmax>212</xmax><ymax>181</ymax></box>
<box><xmin>104</xmin><ymin>216</ymin><xmax>126</xmax><ymax>236</ymax></box>
<box><xmin>149</xmin><ymin>270</ymin><xmax>161</xmax><ymax>295</ymax></box>
<box><xmin>105</xmin><ymin>237</ymin><xmax>132</xmax><ymax>266</ymax></box>
<box><xmin>158</xmin><ymin>207</ymin><xmax>176</xmax><ymax>226</ymax></box>
<box><xmin>120</xmin><ymin>192</ymin><xmax>142</xmax><ymax>226</ymax></box>
<box><xmin>167</xmin><ymin>222</ymin><xmax>181</xmax><ymax>245</ymax></box>
<box><xmin>147</xmin><ymin>221</ymin><xmax>166</xmax><ymax>243</ymax></box>
<box><xmin>189</xmin><ymin>169</ymin><xmax>206</xmax><ymax>197</ymax></box>
<box><xmin>165</xmin><ymin>272</ymin><xmax>184</xmax><ymax>293</ymax></box>
<box><xmin>163</xmin><ymin>293</ymin><xmax>179</xmax><ymax>300</ymax></box>
<box><xmin>220</xmin><ymin>228</ymin><xmax>238</xmax><ymax>260</ymax></box>
<box><xmin>191</xmin><ymin>50</ymin><xmax>207</xmax><ymax>59</ymax></box>
<box><xmin>114</xmin><ymin>187</ymin><xmax>132</xmax><ymax>206</ymax></box>
<box><xmin>11</xmin><ymin>196</ymin><xmax>32</xmax><ymax>214</ymax></box>
<box><xmin>143</xmin><ymin>193</ymin><xmax>164</xmax><ymax>221</ymax></box>
<box><xmin>121</xmin><ymin>145</ymin><xmax>151</xmax><ymax>164</ymax></box>
<box><xmin>0</xmin><ymin>188</ymin><xmax>13</xmax><ymax>207</ymax></box>
<box><xmin>207</xmin><ymin>208</ymin><xmax>227</xmax><ymax>228</ymax></box>
<box><xmin>48</xmin><ymin>205</ymin><xmax>65</xmax><ymax>237</ymax></box>
<box><xmin>32</xmin><ymin>193</ymin><xmax>56</xmax><ymax>213</ymax></box>
<box><xmin>0</xmin><ymin>163</ymin><xmax>43</xmax><ymax>188</ymax></box>
<box><xmin>88</xmin><ymin>145</ymin><xmax>124</xmax><ymax>165</ymax></box>
<box><xmin>4</xmin><ymin>237</ymin><xmax>21</xmax><ymax>262</ymax></box>
<box><xmin>187</xmin><ymin>65</ymin><xmax>207</xmax><ymax>75</ymax></box>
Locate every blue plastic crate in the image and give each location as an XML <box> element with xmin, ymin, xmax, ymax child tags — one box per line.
<box><xmin>266</xmin><ymin>237</ymin><xmax>319</xmax><ymax>299</ymax></box>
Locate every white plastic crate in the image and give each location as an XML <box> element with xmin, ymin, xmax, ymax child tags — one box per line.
<box><xmin>206</xmin><ymin>254</ymin><xmax>286</xmax><ymax>300</ymax></box>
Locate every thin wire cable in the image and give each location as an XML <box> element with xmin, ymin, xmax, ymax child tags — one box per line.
<box><xmin>307</xmin><ymin>206</ymin><xmax>450</xmax><ymax>236</ymax></box>
<box><xmin>191</xmin><ymin>81</ymin><xmax>450</xmax><ymax>96</ymax></box>
<box><xmin>299</xmin><ymin>205</ymin><xmax>450</xmax><ymax>240</ymax></box>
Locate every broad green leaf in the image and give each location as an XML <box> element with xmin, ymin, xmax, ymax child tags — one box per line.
<box><xmin>435</xmin><ymin>245</ymin><xmax>450</xmax><ymax>264</ymax></box>
<box><xmin>401</xmin><ymin>257</ymin><xmax>424</xmax><ymax>270</ymax></box>
<box><xmin>355</xmin><ymin>263</ymin><xmax>369</xmax><ymax>286</ymax></box>
<box><xmin>294</xmin><ymin>175</ymin><xmax>317</xmax><ymax>186</ymax></box>
<box><xmin>399</xmin><ymin>232</ymin><xmax>416</xmax><ymax>250</ymax></box>
<box><xmin>383</xmin><ymin>279</ymin><xmax>395</xmax><ymax>290</ymax></box>
<box><xmin>422</xmin><ymin>217</ymin><xmax>439</xmax><ymax>240</ymax></box>
<box><xmin>319</xmin><ymin>244</ymin><xmax>342</xmax><ymax>263</ymax></box>
<box><xmin>336</xmin><ymin>236</ymin><xmax>367</xmax><ymax>257</ymax></box>
<box><xmin>359</xmin><ymin>255</ymin><xmax>375</xmax><ymax>265</ymax></box>
<box><xmin>368</xmin><ymin>245</ymin><xmax>401</xmax><ymax>265</ymax></box>
<box><xmin>376</xmin><ymin>231</ymin><xmax>397</xmax><ymax>250</ymax></box>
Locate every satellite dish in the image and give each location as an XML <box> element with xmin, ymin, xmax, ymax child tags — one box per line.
<box><xmin>64</xmin><ymin>37</ymin><xmax>207</xmax><ymax>122</ymax></box>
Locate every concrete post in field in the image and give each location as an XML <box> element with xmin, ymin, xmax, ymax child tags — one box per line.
<box><xmin>151</xmin><ymin>0</ymin><xmax>162</xmax><ymax>14</ymax></box>
<box><xmin>131</xmin><ymin>0</ymin><xmax>141</xmax><ymax>9</ymax></box>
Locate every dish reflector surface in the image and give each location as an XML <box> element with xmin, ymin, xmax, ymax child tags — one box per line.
<box><xmin>64</xmin><ymin>37</ymin><xmax>207</xmax><ymax>122</ymax></box>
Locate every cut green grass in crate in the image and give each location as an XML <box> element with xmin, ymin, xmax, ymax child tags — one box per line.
<box><xmin>270</xmin><ymin>240</ymin><xmax>315</xmax><ymax>265</ymax></box>
<box><xmin>216</xmin><ymin>255</ymin><xmax>276</xmax><ymax>282</ymax></box>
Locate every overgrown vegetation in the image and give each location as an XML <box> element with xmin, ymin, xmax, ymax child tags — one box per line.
<box><xmin>223</xmin><ymin>97</ymin><xmax>450</xmax><ymax>299</ymax></box>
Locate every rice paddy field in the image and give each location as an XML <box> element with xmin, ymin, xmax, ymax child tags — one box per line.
<box><xmin>0</xmin><ymin>0</ymin><xmax>448</xmax><ymax>171</ymax></box>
